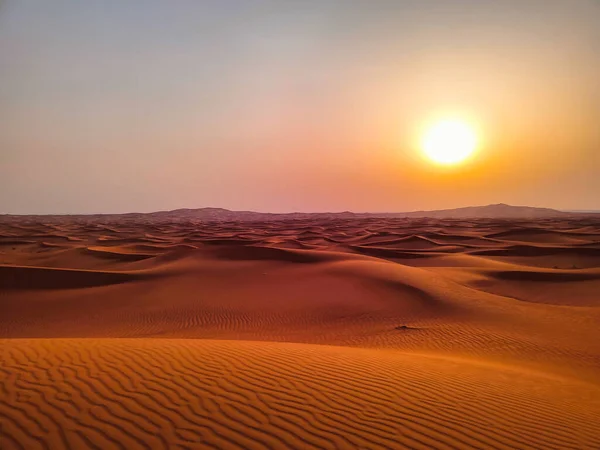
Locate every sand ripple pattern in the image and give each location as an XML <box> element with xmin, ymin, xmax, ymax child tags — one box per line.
<box><xmin>2</xmin><ymin>339</ymin><xmax>600</xmax><ymax>450</ymax></box>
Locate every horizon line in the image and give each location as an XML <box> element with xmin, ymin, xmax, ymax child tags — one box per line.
<box><xmin>2</xmin><ymin>203</ymin><xmax>599</xmax><ymax>217</ymax></box>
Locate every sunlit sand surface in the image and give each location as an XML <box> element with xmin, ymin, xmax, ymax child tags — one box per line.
<box><xmin>2</xmin><ymin>217</ymin><xmax>600</xmax><ymax>449</ymax></box>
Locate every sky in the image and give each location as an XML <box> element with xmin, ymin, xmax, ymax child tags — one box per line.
<box><xmin>1</xmin><ymin>0</ymin><xmax>599</xmax><ymax>214</ymax></box>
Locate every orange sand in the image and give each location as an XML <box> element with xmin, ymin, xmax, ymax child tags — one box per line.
<box><xmin>1</xmin><ymin>217</ymin><xmax>600</xmax><ymax>449</ymax></box>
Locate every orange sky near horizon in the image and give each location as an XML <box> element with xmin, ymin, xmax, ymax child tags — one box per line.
<box><xmin>1</xmin><ymin>0</ymin><xmax>599</xmax><ymax>214</ymax></box>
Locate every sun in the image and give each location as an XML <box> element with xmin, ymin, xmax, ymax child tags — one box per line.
<box><xmin>421</xmin><ymin>119</ymin><xmax>478</xmax><ymax>165</ymax></box>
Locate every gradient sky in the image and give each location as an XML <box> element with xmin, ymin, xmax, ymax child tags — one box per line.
<box><xmin>1</xmin><ymin>0</ymin><xmax>599</xmax><ymax>214</ymax></box>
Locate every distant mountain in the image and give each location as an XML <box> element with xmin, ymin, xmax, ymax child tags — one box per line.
<box><xmin>1</xmin><ymin>203</ymin><xmax>585</xmax><ymax>221</ymax></box>
<box><xmin>131</xmin><ymin>207</ymin><xmax>361</xmax><ymax>221</ymax></box>
<box><xmin>399</xmin><ymin>203</ymin><xmax>571</xmax><ymax>219</ymax></box>
<box><xmin>105</xmin><ymin>203</ymin><xmax>579</xmax><ymax>220</ymax></box>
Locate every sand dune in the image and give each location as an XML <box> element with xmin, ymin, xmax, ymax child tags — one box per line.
<box><xmin>1</xmin><ymin>217</ymin><xmax>600</xmax><ymax>448</ymax></box>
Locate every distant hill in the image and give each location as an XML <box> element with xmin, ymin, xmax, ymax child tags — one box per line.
<box><xmin>399</xmin><ymin>203</ymin><xmax>571</xmax><ymax>219</ymax></box>
<box><xmin>121</xmin><ymin>207</ymin><xmax>361</xmax><ymax>221</ymax></box>
<box><xmin>1</xmin><ymin>203</ymin><xmax>587</xmax><ymax>222</ymax></box>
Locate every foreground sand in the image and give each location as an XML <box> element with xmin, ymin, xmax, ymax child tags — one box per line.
<box><xmin>1</xmin><ymin>217</ymin><xmax>600</xmax><ymax>449</ymax></box>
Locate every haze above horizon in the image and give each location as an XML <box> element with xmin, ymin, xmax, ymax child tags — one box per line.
<box><xmin>1</xmin><ymin>0</ymin><xmax>599</xmax><ymax>214</ymax></box>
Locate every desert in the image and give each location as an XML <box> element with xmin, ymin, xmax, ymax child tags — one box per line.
<box><xmin>2</xmin><ymin>209</ymin><xmax>600</xmax><ymax>449</ymax></box>
<box><xmin>4</xmin><ymin>1</ymin><xmax>600</xmax><ymax>448</ymax></box>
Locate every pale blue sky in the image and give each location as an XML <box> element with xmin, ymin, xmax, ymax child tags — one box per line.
<box><xmin>1</xmin><ymin>0</ymin><xmax>599</xmax><ymax>213</ymax></box>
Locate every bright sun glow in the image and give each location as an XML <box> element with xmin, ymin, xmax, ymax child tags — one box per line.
<box><xmin>422</xmin><ymin>119</ymin><xmax>477</xmax><ymax>165</ymax></box>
